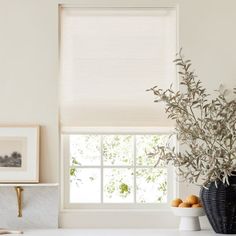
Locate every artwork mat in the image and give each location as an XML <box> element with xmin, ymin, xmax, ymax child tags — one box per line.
<box><xmin>0</xmin><ymin>126</ymin><xmax>39</xmax><ymax>183</ymax></box>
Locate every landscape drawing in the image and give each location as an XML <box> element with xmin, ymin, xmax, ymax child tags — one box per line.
<box><xmin>0</xmin><ymin>151</ymin><xmax>22</xmax><ymax>167</ymax></box>
<box><xmin>0</xmin><ymin>138</ymin><xmax>26</xmax><ymax>168</ymax></box>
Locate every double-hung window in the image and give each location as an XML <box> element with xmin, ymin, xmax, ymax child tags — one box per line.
<box><xmin>60</xmin><ymin>6</ymin><xmax>177</xmax><ymax>209</ymax></box>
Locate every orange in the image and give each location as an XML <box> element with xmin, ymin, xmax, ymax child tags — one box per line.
<box><xmin>186</xmin><ymin>195</ymin><xmax>199</xmax><ymax>205</ymax></box>
<box><xmin>179</xmin><ymin>202</ymin><xmax>191</xmax><ymax>208</ymax></box>
<box><xmin>171</xmin><ymin>198</ymin><xmax>183</xmax><ymax>207</ymax></box>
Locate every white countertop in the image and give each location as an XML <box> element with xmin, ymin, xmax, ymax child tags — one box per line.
<box><xmin>17</xmin><ymin>229</ymin><xmax>216</xmax><ymax>236</ymax></box>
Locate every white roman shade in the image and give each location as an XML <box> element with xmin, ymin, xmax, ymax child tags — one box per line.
<box><xmin>60</xmin><ymin>7</ymin><xmax>177</xmax><ymax>127</ymax></box>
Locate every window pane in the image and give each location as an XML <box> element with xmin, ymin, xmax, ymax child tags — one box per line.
<box><xmin>70</xmin><ymin>135</ymin><xmax>100</xmax><ymax>166</ymax></box>
<box><xmin>103</xmin><ymin>135</ymin><xmax>133</xmax><ymax>166</ymax></box>
<box><xmin>136</xmin><ymin>135</ymin><xmax>169</xmax><ymax>166</ymax></box>
<box><xmin>70</xmin><ymin>168</ymin><xmax>101</xmax><ymax>203</ymax></box>
<box><xmin>136</xmin><ymin>168</ymin><xmax>167</xmax><ymax>203</ymax></box>
<box><xmin>103</xmin><ymin>168</ymin><xmax>134</xmax><ymax>203</ymax></box>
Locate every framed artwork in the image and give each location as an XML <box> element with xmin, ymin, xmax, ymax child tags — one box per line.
<box><xmin>0</xmin><ymin>126</ymin><xmax>39</xmax><ymax>183</ymax></box>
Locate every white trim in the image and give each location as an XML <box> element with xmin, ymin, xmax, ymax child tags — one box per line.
<box><xmin>64</xmin><ymin>203</ymin><xmax>170</xmax><ymax>210</ymax></box>
<box><xmin>175</xmin><ymin>3</ymin><xmax>180</xmax><ymax>90</ymax></box>
<box><xmin>61</xmin><ymin>208</ymin><xmax>172</xmax><ymax>213</ymax></box>
<box><xmin>61</xmin><ymin>126</ymin><xmax>175</xmax><ymax>134</ymax></box>
<box><xmin>68</xmin><ymin>165</ymin><xmax>167</xmax><ymax>168</ymax></box>
<box><xmin>60</xmin><ymin>4</ymin><xmax>178</xmax><ymax>9</ymax></box>
<box><xmin>60</xmin><ymin>131</ymin><xmax>65</xmax><ymax>212</ymax></box>
<box><xmin>100</xmin><ymin>135</ymin><xmax>104</xmax><ymax>203</ymax></box>
<box><xmin>133</xmin><ymin>135</ymin><xmax>137</xmax><ymax>204</ymax></box>
<box><xmin>61</xmin><ymin>135</ymin><xmax>70</xmax><ymax>210</ymax></box>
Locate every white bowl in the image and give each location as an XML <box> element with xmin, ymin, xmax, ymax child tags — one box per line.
<box><xmin>171</xmin><ymin>207</ymin><xmax>205</xmax><ymax>231</ymax></box>
<box><xmin>171</xmin><ymin>207</ymin><xmax>205</xmax><ymax>217</ymax></box>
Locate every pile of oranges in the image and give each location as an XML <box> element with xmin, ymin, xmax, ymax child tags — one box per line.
<box><xmin>171</xmin><ymin>195</ymin><xmax>202</xmax><ymax>208</ymax></box>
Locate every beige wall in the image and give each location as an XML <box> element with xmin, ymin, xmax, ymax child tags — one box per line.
<box><xmin>0</xmin><ymin>1</ymin><xmax>59</xmax><ymax>182</ymax></box>
<box><xmin>0</xmin><ymin>0</ymin><xmax>236</xmax><ymax>228</ymax></box>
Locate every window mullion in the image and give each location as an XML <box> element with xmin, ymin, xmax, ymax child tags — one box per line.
<box><xmin>101</xmin><ymin>135</ymin><xmax>103</xmax><ymax>203</ymax></box>
<box><xmin>133</xmin><ymin>135</ymin><xmax>136</xmax><ymax>204</ymax></box>
<box><xmin>70</xmin><ymin>165</ymin><xmax>159</xmax><ymax>168</ymax></box>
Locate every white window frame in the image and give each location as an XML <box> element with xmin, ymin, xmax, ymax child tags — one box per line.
<box><xmin>61</xmin><ymin>127</ymin><xmax>178</xmax><ymax>210</ymax></box>
<box><xmin>59</xmin><ymin>3</ymin><xmax>179</xmax><ymax>229</ymax></box>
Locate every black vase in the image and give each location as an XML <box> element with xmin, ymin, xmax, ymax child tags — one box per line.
<box><xmin>200</xmin><ymin>175</ymin><xmax>236</xmax><ymax>234</ymax></box>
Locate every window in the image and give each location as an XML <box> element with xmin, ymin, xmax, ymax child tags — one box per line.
<box><xmin>60</xmin><ymin>7</ymin><xmax>177</xmax><ymax>210</ymax></box>
<box><xmin>62</xmin><ymin>128</ymin><xmax>176</xmax><ymax>209</ymax></box>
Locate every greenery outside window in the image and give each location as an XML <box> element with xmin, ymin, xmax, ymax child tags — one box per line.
<box><xmin>62</xmin><ymin>128</ymin><xmax>176</xmax><ymax>209</ymax></box>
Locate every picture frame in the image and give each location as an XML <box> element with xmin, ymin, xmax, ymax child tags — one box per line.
<box><xmin>0</xmin><ymin>126</ymin><xmax>39</xmax><ymax>183</ymax></box>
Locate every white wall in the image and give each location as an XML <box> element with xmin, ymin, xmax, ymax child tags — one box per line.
<box><xmin>0</xmin><ymin>0</ymin><xmax>236</xmax><ymax>228</ymax></box>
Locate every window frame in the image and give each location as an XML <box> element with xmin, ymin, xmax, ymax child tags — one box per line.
<box><xmin>61</xmin><ymin>127</ymin><xmax>178</xmax><ymax>210</ymax></box>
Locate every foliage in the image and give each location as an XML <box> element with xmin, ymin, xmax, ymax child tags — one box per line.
<box><xmin>70</xmin><ymin>157</ymin><xmax>79</xmax><ymax>179</ymax></box>
<box><xmin>147</xmin><ymin>49</ymin><xmax>236</xmax><ymax>187</ymax></box>
<box><xmin>103</xmin><ymin>135</ymin><xmax>133</xmax><ymax>165</ymax></box>
<box><xmin>69</xmin><ymin>135</ymin><xmax>168</xmax><ymax>203</ymax></box>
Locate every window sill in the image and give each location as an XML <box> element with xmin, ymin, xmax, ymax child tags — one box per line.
<box><xmin>60</xmin><ymin>208</ymin><xmax>172</xmax><ymax>213</ymax></box>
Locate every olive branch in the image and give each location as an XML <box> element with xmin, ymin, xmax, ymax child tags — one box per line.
<box><xmin>147</xmin><ymin>49</ymin><xmax>236</xmax><ymax>187</ymax></box>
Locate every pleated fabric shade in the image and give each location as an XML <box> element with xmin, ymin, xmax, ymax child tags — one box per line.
<box><xmin>60</xmin><ymin>7</ymin><xmax>177</xmax><ymax>127</ymax></box>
